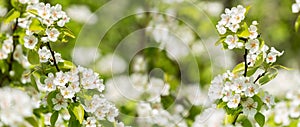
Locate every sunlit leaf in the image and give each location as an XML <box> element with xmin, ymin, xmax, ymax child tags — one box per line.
<box><xmin>29</xmin><ymin>18</ymin><xmax>44</xmax><ymax>32</ymax></box>
<box><xmin>27</xmin><ymin>50</ymin><xmax>40</xmax><ymax>65</ymax></box>
<box><xmin>69</xmin><ymin>103</ymin><xmax>84</xmax><ymax>124</ymax></box>
<box><xmin>232</xmin><ymin>62</ymin><xmax>245</xmax><ymax>73</ymax></box>
<box><xmin>295</xmin><ymin>15</ymin><xmax>300</xmax><ymax>32</ymax></box>
<box><xmin>255</xmin><ymin>112</ymin><xmax>265</xmax><ymax>127</ymax></box>
<box><xmin>4</xmin><ymin>9</ymin><xmax>20</xmax><ymax>23</ymax></box>
<box><xmin>50</xmin><ymin>111</ymin><xmax>59</xmax><ymax>126</ymax></box>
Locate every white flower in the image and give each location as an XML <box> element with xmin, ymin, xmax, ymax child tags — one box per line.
<box><xmin>106</xmin><ymin>105</ymin><xmax>119</xmax><ymax>122</ymax></box>
<box><xmin>262</xmin><ymin>92</ymin><xmax>275</xmax><ymax>108</ymax></box>
<box><xmin>245</xmin><ymin>39</ymin><xmax>259</xmax><ymax>54</ymax></box>
<box><xmin>0</xmin><ymin>50</ymin><xmax>8</xmax><ymax>60</ymax></box>
<box><xmin>292</xmin><ymin>1</ymin><xmax>300</xmax><ymax>13</ymax></box>
<box><xmin>53</xmin><ymin>71</ymin><xmax>69</xmax><ymax>86</ymax></box>
<box><xmin>224</xmin><ymin>35</ymin><xmax>243</xmax><ymax>49</ymax></box>
<box><xmin>245</xmin><ymin>83</ymin><xmax>259</xmax><ymax>97</ymax></box>
<box><xmin>38</xmin><ymin>3</ymin><xmax>51</xmax><ymax>19</ymax></box>
<box><xmin>232</xmin><ymin>77</ymin><xmax>247</xmax><ymax>93</ymax></box>
<box><xmin>69</xmin><ymin>82</ymin><xmax>81</xmax><ymax>93</ymax></box>
<box><xmin>52</xmin><ymin>94</ymin><xmax>67</xmax><ymax>111</ymax></box>
<box><xmin>57</xmin><ymin>12</ymin><xmax>70</xmax><ymax>27</ymax></box>
<box><xmin>241</xmin><ymin>98</ymin><xmax>257</xmax><ymax>117</ymax></box>
<box><xmin>246</xmin><ymin>53</ymin><xmax>257</xmax><ymax>67</ymax></box>
<box><xmin>266</xmin><ymin>47</ymin><xmax>284</xmax><ymax>63</ymax></box>
<box><xmin>24</xmin><ymin>35</ymin><xmax>38</xmax><ymax>49</ymax></box>
<box><xmin>50</xmin><ymin>4</ymin><xmax>63</xmax><ymax>20</ymax></box>
<box><xmin>248</xmin><ymin>24</ymin><xmax>258</xmax><ymax>39</ymax></box>
<box><xmin>216</xmin><ymin>23</ymin><xmax>226</xmax><ymax>35</ymax></box>
<box><xmin>228</xmin><ymin>23</ymin><xmax>240</xmax><ymax>33</ymax></box>
<box><xmin>38</xmin><ymin>46</ymin><xmax>51</xmax><ymax>62</ymax></box>
<box><xmin>13</xmin><ymin>45</ymin><xmax>23</xmax><ymax>62</ymax></box>
<box><xmin>18</xmin><ymin>17</ymin><xmax>32</xmax><ymax>29</ymax></box>
<box><xmin>44</xmin><ymin>73</ymin><xmax>56</xmax><ymax>91</ymax></box>
<box><xmin>46</xmin><ymin>28</ymin><xmax>60</xmax><ymax>42</ymax></box>
<box><xmin>2</xmin><ymin>37</ymin><xmax>13</xmax><ymax>54</ymax></box>
<box><xmin>83</xmin><ymin>117</ymin><xmax>97</xmax><ymax>127</ymax></box>
<box><xmin>222</xmin><ymin>89</ymin><xmax>232</xmax><ymax>102</ymax></box>
<box><xmin>227</xmin><ymin>94</ymin><xmax>241</xmax><ymax>108</ymax></box>
<box><xmin>208</xmin><ymin>84</ymin><xmax>223</xmax><ymax>101</ymax></box>
<box><xmin>60</xmin><ymin>86</ymin><xmax>75</xmax><ymax>99</ymax></box>
<box><xmin>0</xmin><ymin>87</ymin><xmax>34</xmax><ymax>126</ymax></box>
<box><xmin>18</xmin><ymin>0</ymin><xmax>29</xmax><ymax>4</ymax></box>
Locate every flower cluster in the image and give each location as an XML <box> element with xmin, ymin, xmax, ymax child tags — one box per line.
<box><xmin>136</xmin><ymin>102</ymin><xmax>188</xmax><ymax>127</ymax></box>
<box><xmin>292</xmin><ymin>0</ymin><xmax>300</xmax><ymax>13</ymax></box>
<box><xmin>0</xmin><ymin>87</ymin><xmax>34</xmax><ymax>126</ymax></box>
<box><xmin>38</xmin><ymin>46</ymin><xmax>63</xmax><ymax>64</ymax></box>
<box><xmin>208</xmin><ymin>71</ymin><xmax>274</xmax><ymax>117</ymax></box>
<box><xmin>268</xmin><ymin>89</ymin><xmax>300</xmax><ymax>126</ymax></box>
<box><xmin>17</xmin><ymin>1</ymin><xmax>70</xmax><ymax>50</ymax></box>
<box><xmin>83</xmin><ymin>94</ymin><xmax>119</xmax><ymax>123</ymax></box>
<box><xmin>216</xmin><ymin>5</ymin><xmax>246</xmax><ymax>35</ymax></box>
<box><xmin>216</xmin><ymin>5</ymin><xmax>284</xmax><ymax>67</ymax></box>
<box><xmin>40</xmin><ymin>66</ymin><xmax>105</xmax><ymax>99</ymax></box>
<box><xmin>0</xmin><ymin>36</ymin><xmax>14</xmax><ymax>60</ymax></box>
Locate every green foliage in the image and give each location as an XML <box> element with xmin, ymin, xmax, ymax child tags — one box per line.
<box><xmin>25</xmin><ymin>117</ymin><xmax>39</xmax><ymax>127</ymax></box>
<box><xmin>68</xmin><ymin>103</ymin><xmax>85</xmax><ymax>124</ymax></box>
<box><xmin>27</xmin><ymin>49</ymin><xmax>40</xmax><ymax>65</ymax></box>
<box><xmin>254</xmin><ymin>112</ymin><xmax>265</xmax><ymax>127</ymax></box>
<box><xmin>4</xmin><ymin>8</ymin><xmax>20</xmax><ymax>23</ymax></box>
<box><xmin>29</xmin><ymin>18</ymin><xmax>44</xmax><ymax>32</ymax></box>
<box><xmin>50</xmin><ymin>111</ymin><xmax>59</xmax><ymax>126</ymax></box>
<box><xmin>295</xmin><ymin>15</ymin><xmax>300</xmax><ymax>32</ymax></box>
<box><xmin>232</xmin><ymin>62</ymin><xmax>245</xmax><ymax>73</ymax></box>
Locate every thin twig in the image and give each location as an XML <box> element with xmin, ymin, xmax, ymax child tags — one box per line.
<box><xmin>243</xmin><ymin>49</ymin><xmax>248</xmax><ymax>77</ymax></box>
<box><xmin>46</xmin><ymin>42</ymin><xmax>60</xmax><ymax>72</ymax></box>
<box><xmin>254</xmin><ymin>72</ymin><xmax>266</xmax><ymax>84</ymax></box>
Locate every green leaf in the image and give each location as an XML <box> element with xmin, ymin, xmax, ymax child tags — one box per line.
<box><xmin>232</xmin><ymin>62</ymin><xmax>245</xmax><ymax>73</ymax></box>
<box><xmin>25</xmin><ymin>117</ymin><xmax>39</xmax><ymax>127</ymax></box>
<box><xmin>246</xmin><ymin>67</ymin><xmax>258</xmax><ymax>77</ymax></box>
<box><xmin>252</xmin><ymin>95</ymin><xmax>263</xmax><ymax>111</ymax></box>
<box><xmin>272</xmin><ymin>64</ymin><xmax>292</xmax><ymax>70</ymax></box>
<box><xmin>258</xmin><ymin>71</ymin><xmax>278</xmax><ymax>85</ymax></box>
<box><xmin>58</xmin><ymin>60</ymin><xmax>76</xmax><ymax>69</ymax></box>
<box><xmin>245</xmin><ymin>6</ymin><xmax>252</xmax><ymax>15</ymax></box>
<box><xmin>161</xmin><ymin>95</ymin><xmax>175</xmax><ymax>109</ymax></box>
<box><xmin>47</xmin><ymin>91</ymin><xmax>58</xmax><ymax>108</ymax></box>
<box><xmin>255</xmin><ymin>112</ymin><xmax>265</xmax><ymax>127</ymax></box>
<box><xmin>238</xmin><ymin>22</ymin><xmax>250</xmax><ymax>38</ymax></box>
<box><xmin>215</xmin><ymin>38</ymin><xmax>225</xmax><ymax>46</ymax></box>
<box><xmin>4</xmin><ymin>9</ymin><xmax>20</xmax><ymax>23</ymax></box>
<box><xmin>50</xmin><ymin>111</ymin><xmax>59</xmax><ymax>126</ymax></box>
<box><xmin>27</xmin><ymin>9</ymin><xmax>39</xmax><ymax>16</ymax></box>
<box><xmin>68</xmin><ymin>114</ymin><xmax>81</xmax><ymax>127</ymax></box>
<box><xmin>237</xmin><ymin>115</ymin><xmax>253</xmax><ymax>127</ymax></box>
<box><xmin>0</xmin><ymin>60</ymin><xmax>9</xmax><ymax>73</ymax></box>
<box><xmin>11</xmin><ymin>0</ymin><xmax>19</xmax><ymax>8</ymax></box>
<box><xmin>27</xmin><ymin>50</ymin><xmax>40</xmax><ymax>65</ymax></box>
<box><xmin>61</xmin><ymin>27</ymin><xmax>75</xmax><ymax>39</ymax></box>
<box><xmin>29</xmin><ymin>18</ymin><xmax>44</xmax><ymax>32</ymax></box>
<box><xmin>217</xmin><ymin>101</ymin><xmax>227</xmax><ymax>108</ymax></box>
<box><xmin>295</xmin><ymin>15</ymin><xmax>300</xmax><ymax>32</ymax></box>
<box><xmin>30</xmin><ymin>74</ymin><xmax>39</xmax><ymax>92</ymax></box>
<box><xmin>254</xmin><ymin>53</ymin><xmax>264</xmax><ymax>67</ymax></box>
<box><xmin>69</xmin><ymin>103</ymin><xmax>85</xmax><ymax>124</ymax></box>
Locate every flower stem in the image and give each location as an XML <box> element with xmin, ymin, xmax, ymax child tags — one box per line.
<box><xmin>243</xmin><ymin>49</ymin><xmax>248</xmax><ymax>77</ymax></box>
<box><xmin>46</xmin><ymin>42</ymin><xmax>60</xmax><ymax>72</ymax></box>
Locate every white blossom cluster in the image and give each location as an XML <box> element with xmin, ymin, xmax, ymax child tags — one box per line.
<box><xmin>17</xmin><ymin>0</ymin><xmax>70</xmax><ymax>50</ymax></box>
<box><xmin>0</xmin><ymin>87</ymin><xmax>35</xmax><ymax>126</ymax></box>
<box><xmin>217</xmin><ymin>5</ymin><xmax>284</xmax><ymax>67</ymax></box>
<box><xmin>270</xmin><ymin>89</ymin><xmax>300</xmax><ymax>126</ymax></box>
<box><xmin>38</xmin><ymin>46</ymin><xmax>63</xmax><ymax>64</ymax></box>
<box><xmin>292</xmin><ymin>0</ymin><xmax>300</xmax><ymax>13</ymax></box>
<box><xmin>216</xmin><ymin>5</ymin><xmax>246</xmax><ymax>35</ymax></box>
<box><xmin>40</xmin><ymin>66</ymin><xmax>105</xmax><ymax>99</ymax></box>
<box><xmin>0</xmin><ymin>36</ymin><xmax>14</xmax><ymax>60</ymax></box>
<box><xmin>136</xmin><ymin>102</ymin><xmax>188</xmax><ymax>127</ymax></box>
<box><xmin>208</xmin><ymin>71</ymin><xmax>275</xmax><ymax>117</ymax></box>
<box><xmin>83</xmin><ymin>94</ymin><xmax>119</xmax><ymax>124</ymax></box>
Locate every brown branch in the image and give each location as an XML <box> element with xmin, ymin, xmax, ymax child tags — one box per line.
<box><xmin>243</xmin><ymin>49</ymin><xmax>248</xmax><ymax>77</ymax></box>
<box><xmin>46</xmin><ymin>42</ymin><xmax>60</xmax><ymax>72</ymax></box>
<box><xmin>254</xmin><ymin>72</ymin><xmax>266</xmax><ymax>84</ymax></box>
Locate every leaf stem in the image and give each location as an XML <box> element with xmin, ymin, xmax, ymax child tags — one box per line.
<box><xmin>46</xmin><ymin>42</ymin><xmax>60</xmax><ymax>72</ymax></box>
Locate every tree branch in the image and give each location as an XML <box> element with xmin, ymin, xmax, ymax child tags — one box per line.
<box><xmin>46</xmin><ymin>42</ymin><xmax>60</xmax><ymax>72</ymax></box>
<box><xmin>243</xmin><ymin>49</ymin><xmax>248</xmax><ymax>77</ymax></box>
<box><xmin>254</xmin><ymin>72</ymin><xmax>266</xmax><ymax>84</ymax></box>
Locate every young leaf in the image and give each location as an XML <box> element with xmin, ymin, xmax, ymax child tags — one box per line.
<box><xmin>69</xmin><ymin>103</ymin><xmax>85</xmax><ymax>124</ymax></box>
<box><xmin>237</xmin><ymin>115</ymin><xmax>253</xmax><ymax>127</ymax></box>
<box><xmin>47</xmin><ymin>91</ymin><xmax>58</xmax><ymax>108</ymax></box>
<box><xmin>4</xmin><ymin>9</ymin><xmax>20</xmax><ymax>23</ymax></box>
<box><xmin>29</xmin><ymin>18</ymin><xmax>44</xmax><ymax>32</ymax></box>
<box><xmin>25</xmin><ymin>117</ymin><xmax>39</xmax><ymax>127</ymax></box>
<box><xmin>246</xmin><ymin>67</ymin><xmax>258</xmax><ymax>77</ymax></box>
<box><xmin>30</xmin><ymin>74</ymin><xmax>39</xmax><ymax>92</ymax></box>
<box><xmin>215</xmin><ymin>38</ymin><xmax>225</xmax><ymax>46</ymax></box>
<box><xmin>258</xmin><ymin>71</ymin><xmax>278</xmax><ymax>85</ymax></box>
<box><xmin>254</xmin><ymin>53</ymin><xmax>264</xmax><ymax>67</ymax></box>
<box><xmin>238</xmin><ymin>22</ymin><xmax>250</xmax><ymax>38</ymax></box>
<box><xmin>255</xmin><ymin>112</ymin><xmax>265</xmax><ymax>127</ymax></box>
<box><xmin>252</xmin><ymin>95</ymin><xmax>263</xmax><ymax>111</ymax></box>
<box><xmin>232</xmin><ymin>62</ymin><xmax>245</xmax><ymax>73</ymax></box>
<box><xmin>50</xmin><ymin>111</ymin><xmax>59</xmax><ymax>126</ymax></box>
<box><xmin>295</xmin><ymin>15</ymin><xmax>300</xmax><ymax>32</ymax></box>
<box><xmin>27</xmin><ymin>50</ymin><xmax>40</xmax><ymax>65</ymax></box>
